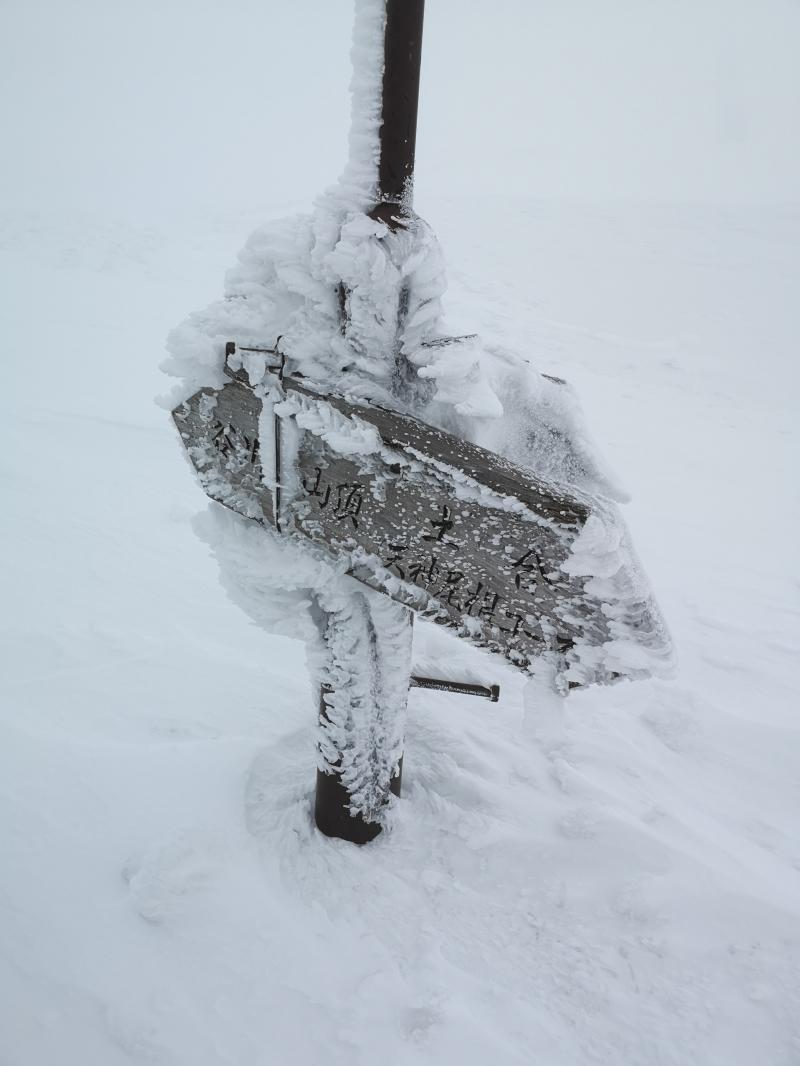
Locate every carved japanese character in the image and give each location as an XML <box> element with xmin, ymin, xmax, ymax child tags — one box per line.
<box><xmin>462</xmin><ymin>581</ymin><xmax>500</xmax><ymax>622</ymax></box>
<box><xmin>209</xmin><ymin>420</ymin><xmax>255</xmax><ymax>464</ymax></box>
<box><xmin>333</xmin><ymin>482</ymin><xmax>364</xmax><ymax>529</ymax></box>
<box><xmin>384</xmin><ymin>543</ymin><xmax>409</xmax><ymax>579</ymax></box>
<box><xmin>496</xmin><ymin>609</ymin><xmax>543</xmax><ymax>644</ymax></box>
<box><xmin>209</xmin><ymin>419</ymin><xmax>236</xmax><ymax>458</ymax></box>
<box><xmin>303</xmin><ymin>467</ymin><xmax>331</xmax><ymax>508</ymax></box>
<box><xmin>407</xmin><ymin>553</ymin><xmax>440</xmax><ymax>588</ymax></box>
<box><xmin>437</xmin><ymin>567</ymin><xmax>466</xmax><ymax>605</ymax></box>
<box><xmin>512</xmin><ymin>547</ymin><xmax>551</xmax><ymax>597</ymax></box>
<box><xmin>423</xmin><ymin>504</ymin><xmax>456</xmax><ymax>545</ymax></box>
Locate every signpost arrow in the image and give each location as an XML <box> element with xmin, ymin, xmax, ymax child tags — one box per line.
<box><xmin>169</xmin><ymin>0</ymin><xmax>672</xmax><ymax>844</ymax></box>
<box><xmin>175</xmin><ymin>350</ymin><xmax>623</xmax><ymax>676</ymax></box>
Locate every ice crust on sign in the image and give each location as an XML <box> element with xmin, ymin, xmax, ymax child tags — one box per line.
<box><xmin>162</xmin><ymin>0</ymin><xmax>674</xmax><ymax>717</ymax></box>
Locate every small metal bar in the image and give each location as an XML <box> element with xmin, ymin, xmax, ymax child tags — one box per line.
<box><xmin>223</xmin><ymin>342</ymin><xmax>284</xmax><ymax>531</ymax></box>
<box><xmin>226</xmin><ymin>340</ymin><xmax>280</xmax><ymax>356</ymax></box>
<box><xmin>410</xmin><ymin>675</ymin><xmax>500</xmax><ymax>702</ymax></box>
<box><xmin>222</xmin><ymin>363</ymin><xmax>250</xmax><ymax>385</ymax></box>
<box><xmin>420</xmin><ymin>334</ymin><xmax>479</xmax><ymax>350</ymax></box>
<box><xmin>274</xmin><ymin>398</ymin><xmax>282</xmax><ymax>534</ymax></box>
<box><xmin>224</xmin><ymin>341</ymin><xmax>285</xmax><ymax>371</ymax></box>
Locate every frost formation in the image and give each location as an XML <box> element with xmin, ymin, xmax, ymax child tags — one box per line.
<box><xmin>162</xmin><ymin>0</ymin><xmax>674</xmax><ymax>816</ymax></box>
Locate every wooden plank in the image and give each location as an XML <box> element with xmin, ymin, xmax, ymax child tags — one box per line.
<box><xmin>292</xmin><ymin>421</ymin><xmax>597</xmax><ymax>668</ymax></box>
<box><xmin>172</xmin><ymin>374</ymin><xmax>614</xmax><ymax>678</ymax></box>
<box><xmin>223</xmin><ymin>365</ymin><xmax>588</xmax><ymax>524</ymax></box>
<box><xmin>285</xmin><ymin>376</ymin><xmax>589</xmax><ymax>526</ymax></box>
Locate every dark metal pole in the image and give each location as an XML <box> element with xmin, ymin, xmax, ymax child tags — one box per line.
<box><xmin>314</xmin><ymin>595</ymin><xmax>412</xmax><ymax>846</ymax></box>
<box><xmin>315</xmin><ymin>2</ymin><xmax>426</xmax><ymax>843</ymax></box>
<box><xmin>371</xmin><ymin>0</ymin><xmax>426</xmax><ymax>229</ymax></box>
<box><xmin>315</xmin><ymin>685</ymin><xmax>402</xmax><ymax>845</ymax></box>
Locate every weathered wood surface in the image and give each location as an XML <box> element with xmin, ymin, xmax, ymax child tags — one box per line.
<box><xmin>288</xmin><ymin>375</ymin><xmax>588</xmax><ymax>527</ymax></box>
<box><xmin>172</xmin><ymin>367</ymin><xmax>625</xmax><ymax>680</ymax></box>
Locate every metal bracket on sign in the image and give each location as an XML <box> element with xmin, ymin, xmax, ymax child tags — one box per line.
<box><xmin>224</xmin><ymin>340</ymin><xmax>286</xmax><ymax>532</ymax></box>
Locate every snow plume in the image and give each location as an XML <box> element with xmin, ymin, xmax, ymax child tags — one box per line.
<box><xmin>161</xmin><ymin>0</ymin><xmax>448</xmax><ymax>413</ymax></box>
<box><xmin>161</xmin><ymin>25</ymin><xmax>624</xmax><ymax>504</ymax></box>
<box><xmin>561</xmin><ymin>507</ymin><xmax>675</xmax><ymax>686</ymax></box>
<box><xmin>192</xmin><ymin>505</ymin><xmax>343</xmax><ymax>646</ymax></box>
<box><xmin>418</xmin><ymin>338</ymin><xmax>629</xmax><ymax>502</ymax></box>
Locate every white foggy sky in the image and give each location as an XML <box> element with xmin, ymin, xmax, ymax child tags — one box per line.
<box><xmin>1</xmin><ymin>0</ymin><xmax>798</xmax><ymax>214</ymax></box>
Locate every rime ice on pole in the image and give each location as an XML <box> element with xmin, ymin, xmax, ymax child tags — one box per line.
<box><xmin>162</xmin><ymin>0</ymin><xmax>674</xmax><ymax>758</ymax></box>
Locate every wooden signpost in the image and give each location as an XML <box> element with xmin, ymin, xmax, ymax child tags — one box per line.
<box><xmin>176</xmin><ymin>356</ymin><xmax>614</xmax><ymax>675</ymax></box>
<box><xmin>171</xmin><ymin>0</ymin><xmax>670</xmax><ymax>844</ymax></box>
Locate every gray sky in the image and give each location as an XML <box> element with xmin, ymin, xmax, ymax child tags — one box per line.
<box><xmin>2</xmin><ymin>0</ymin><xmax>798</xmax><ymax>214</ymax></box>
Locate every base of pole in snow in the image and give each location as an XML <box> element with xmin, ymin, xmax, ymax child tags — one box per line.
<box><xmin>314</xmin><ymin>685</ymin><xmax>402</xmax><ymax>845</ymax></box>
<box><xmin>313</xmin><ymin>666</ymin><xmax>499</xmax><ymax>843</ymax></box>
<box><xmin>314</xmin><ymin>764</ymin><xmax>402</xmax><ymax>845</ymax></box>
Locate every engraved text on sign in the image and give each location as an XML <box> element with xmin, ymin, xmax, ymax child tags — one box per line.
<box><xmin>173</xmin><ymin>376</ymin><xmax>608</xmax><ymax>675</ymax></box>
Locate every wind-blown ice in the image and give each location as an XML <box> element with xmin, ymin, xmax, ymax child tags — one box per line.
<box><xmin>161</xmin><ymin>0</ymin><xmax>674</xmax><ymax>717</ymax></box>
<box><xmin>193</xmin><ymin>503</ymin><xmax>411</xmax><ymax>822</ymax></box>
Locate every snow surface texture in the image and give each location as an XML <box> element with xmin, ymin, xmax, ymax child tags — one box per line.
<box><xmin>2</xmin><ymin>197</ymin><xmax>799</xmax><ymax>1066</ymax></box>
<box><xmin>161</xmin><ymin>0</ymin><xmax>673</xmax><ymax>698</ymax></box>
<box><xmin>3</xmin><ymin>0</ymin><xmax>800</xmax><ymax>1058</ymax></box>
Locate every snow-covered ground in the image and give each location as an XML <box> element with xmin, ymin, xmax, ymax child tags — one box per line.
<box><xmin>2</xmin><ymin>0</ymin><xmax>800</xmax><ymax>1060</ymax></box>
<box><xmin>2</xmin><ymin>197</ymin><xmax>798</xmax><ymax>1065</ymax></box>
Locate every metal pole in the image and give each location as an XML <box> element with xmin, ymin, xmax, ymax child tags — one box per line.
<box><xmin>314</xmin><ymin>592</ymin><xmax>412</xmax><ymax>845</ymax></box>
<box><xmin>314</xmin><ymin>1</ymin><xmax>426</xmax><ymax>843</ymax></box>
<box><xmin>371</xmin><ymin>0</ymin><xmax>426</xmax><ymax>229</ymax></box>
<box><xmin>315</xmin><ymin>685</ymin><xmax>403</xmax><ymax>845</ymax></box>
